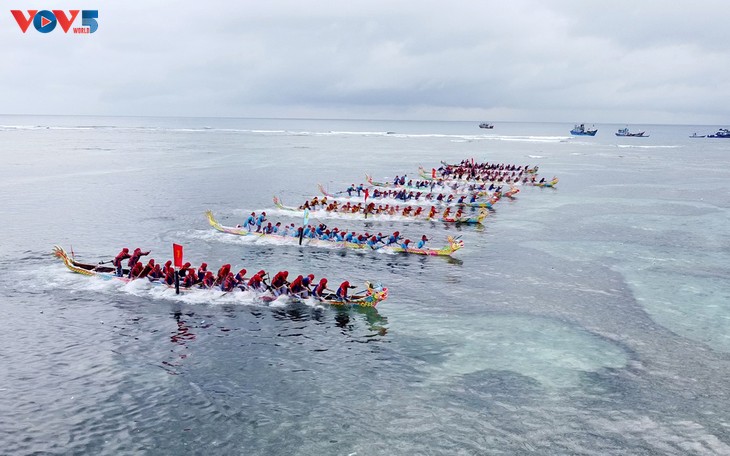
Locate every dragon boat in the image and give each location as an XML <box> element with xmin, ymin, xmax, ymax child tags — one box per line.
<box><xmin>418</xmin><ymin>166</ymin><xmax>556</xmax><ymax>188</ymax></box>
<box><xmin>206</xmin><ymin>211</ymin><xmax>464</xmax><ymax>256</ymax></box>
<box><xmin>437</xmin><ymin>160</ymin><xmax>539</xmax><ymax>174</ymax></box>
<box><xmin>317</xmin><ymin>183</ymin><xmax>508</xmax><ymax>208</ymax></box>
<box><xmin>533</xmin><ymin>178</ymin><xmax>559</xmax><ymax>188</ymax></box>
<box><xmin>364</xmin><ymin>173</ymin><xmax>504</xmax><ymax>196</ymax></box>
<box><xmin>273</xmin><ymin>196</ymin><xmax>488</xmax><ymax>224</ymax></box>
<box><xmin>52</xmin><ymin>246</ymin><xmax>388</xmax><ymax>307</ymax></box>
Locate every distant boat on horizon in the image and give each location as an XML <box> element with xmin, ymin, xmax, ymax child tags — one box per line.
<box><xmin>479</xmin><ymin>122</ymin><xmax>494</xmax><ymax>129</ymax></box>
<box><xmin>570</xmin><ymin>123</ymin><xmax>598</xmax><ymax>136</ymax></box>
<box><xmin>616</xmin><ymin>127</ymin><xmax>649</xmax><ymax>137</ymax></box>
<box><xmin>689</xmin><ymin>132</ymin><xmax>706</xmax><ymax>138</ymax></box>
<box><xmin>708</xmin><ymin>128</ymin><xmax>730</xmax><ymax>138</ymax></box>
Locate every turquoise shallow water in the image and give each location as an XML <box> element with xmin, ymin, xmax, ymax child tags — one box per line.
<box><xmin>0</xmin><ymin>116</ymin><xmax>729</xmax><ymax>455</ymax></box>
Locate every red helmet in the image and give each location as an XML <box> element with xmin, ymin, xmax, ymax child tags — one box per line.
<box><xmin>201</xmin><ymin>262</ymin><xmax>207</xmax><ymax>268</ymax></box>
<box><xmin>122</xmin><ymin>247</ymin><xmax>129</xmax><ymax>253</ymax></box>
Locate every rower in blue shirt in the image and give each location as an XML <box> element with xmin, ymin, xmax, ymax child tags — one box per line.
<box><xmin>244</xmin><ymin>212</ymin><xmax>256</xmax><ymax>232</ymax></box>
<box><xmin>255</xmin><ymin>212</ymin><xmax>266</xmax><ymax>232</ymax></box>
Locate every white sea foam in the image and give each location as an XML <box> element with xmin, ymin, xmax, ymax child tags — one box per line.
<box><xmin>41</xmin><ymin>264</ymin><xmax>278</xmax><ymax>308</ymax></box>
<box><xmin>616</xmin><ymin>144</ymin><xmax>681</xmax><ymax>149</ymax></box>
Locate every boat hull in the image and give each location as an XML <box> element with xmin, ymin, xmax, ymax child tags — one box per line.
<box><xmin>53</xmin><ymin>246</ymin><xmax>388</xmax><ymax>307</ymax></box>
<box><xmin>274</xmin><ymin>196</ymin><xmax>488</xmax><ymax>225</ymax></box>
<box><xmin>206</xmin><ymin>211</ymin><xmax>464</xmax><ymax>256</ymax></box>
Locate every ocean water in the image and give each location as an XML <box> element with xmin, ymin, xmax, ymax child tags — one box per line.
<box><xmin>0</xmin><ymin>116</ymin><xmax>729</xmax><ymax>455</ymax></box>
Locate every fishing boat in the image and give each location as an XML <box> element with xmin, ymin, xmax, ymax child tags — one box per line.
<box><xmin>53</xmin><ymin>246</ymin><xmax>388</xmax><ymax>307</ymax></box>
<box><xmin>479</xmin><ymin>122</ymin><xmax>494</xmax><ymax>129</ymax></box>
<box><xmin>615</xmin><ymin>127</ymin><xmax>648</xmax><ymax>137</ymax></box>
<box><xmin>689</xmin><ymin>133</ymin><xmax>706</xmax><ymax>138</ymax></box>
<box><xmin>708</xmin><ymin>128</ymin><xmax>730</xmax><ymax>138</ymax></box>
<box><xmin>206</xmin><ymin>211</ymin><xmax>464</xmax><ymax>256</ymax></box>
<box><xmin>570</xmin><ymin>124</ymin><xmax>598</xmax><ymax>136</ymax></box>
<box><xmin>273</xmin><ymin>196</ymin><xmax>488</xmax><ymax>224</ymax></box>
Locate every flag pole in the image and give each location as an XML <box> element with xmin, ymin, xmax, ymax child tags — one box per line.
<box><xmin>173</xmin><ymin>243</ymin><xmax>183</xmax><ymax>295</ymax></box>
<box><xmin>299</xmin><ymin>208</ymin><xmax>310</xmax><ymax>246</ymax></box>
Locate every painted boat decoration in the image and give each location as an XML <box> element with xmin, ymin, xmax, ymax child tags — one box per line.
<box><xmin>52</xmin><ymin>246</ymin><xmax>388</xmax><ymax>307</ymax></box>
<box><xmin>273</xmin><ymin>196</ymin><xmax>488</xmax><ymax>224</ymax></box>
<box><xmin>615</xmin><ymin>128</ymin><xmax>648</xmax><ymax>137</ymax></box>
<box><xmin>206</xmin><ymin>211</ymin><xmax>464</xmax><ymax>256</ymax></box>
<box><xmin>570</xmin><ymin>123</ymin><xmax>598</xmax><ymax>136</ymax></box>
<box><xmin>534</xmin><ymin>177</ymin><xmax>559</xmax><ymax>188</ymax></box>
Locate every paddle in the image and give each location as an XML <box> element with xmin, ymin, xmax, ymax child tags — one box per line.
<box><xmin>299</xmin><ymin>208</ymin><xmax>310</xmax><ymax>245</ymax></box>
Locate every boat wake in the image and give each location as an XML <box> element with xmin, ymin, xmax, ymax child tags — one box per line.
<box><xmin>616</xmin><ymin>144</ymin><xmax>681</xmax><ymax>149</ymax></box>
<box><xmin>184</xmin><ymin>229</ymin><xmax>399</xmax><ymax>255</ymax></box>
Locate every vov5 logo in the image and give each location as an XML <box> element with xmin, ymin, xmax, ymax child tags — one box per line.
<box><xmin>11</xmin><ymin>10</ymin><xmax>98</xmax><ymax>34</ymax></box>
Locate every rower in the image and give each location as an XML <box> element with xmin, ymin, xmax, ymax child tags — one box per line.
<box><xmin>288</xmin><ymin>274</ymin><xmax>307</xmax><ymax>298</ymax></box>
<box><xmin>216</xmin><ymin>264</ymin><xmax>231</xmax><ymax>285</ymax></box>
<box><xmin>312</xmin><ymin>278</ymin><xmax>329</xmax><ymax>298</ymax></box>
<box><xmin>112</xmin><ymin>248</ymin><xmax>131</xmax><ymax>277</ymax></box>
<box><xmin>244</xmin><ymin>212</ymin><xmax>256</xmax><ymax>232</ymax></box>
<box><xmin>336</xmin><ymin>280</ymin><xmax>356</xmax><ymax>301</ymax></box>
<box><xmin>200</xmin><ymin>271</ymin><xmax>215</xmax><ymax>288</ymax></box>
<box><xmin>221</xmin><ymin>273</ymin><xmax>237</xmax><ymax>292</ymax></box>
<box><xmin>246</xmin><ymin>270</ymin><xmax>266</xmax><ymax>292</ymax></box>
<box><xmin>270</xmin><ymin>270</ymin><xmax>289</xmax><ymax>296</ymax></box>
<box><xmin>234</xmin><ymin>268</ymin><xmax>247</xmax><ymax>284</ymax></box>
<box><xmin>255</xmin><ymin>212</ymin><xmax>267</xmax><ymax>232</ymax></box>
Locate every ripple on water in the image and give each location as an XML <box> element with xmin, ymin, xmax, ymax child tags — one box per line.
<box><xmin>392</xmin><ymin>312</ymin><xmax>628</xmax><ymax>388</ymax></box>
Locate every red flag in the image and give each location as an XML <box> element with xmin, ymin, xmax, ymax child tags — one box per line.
<box><xmin>364</xmin><ymin>188</ymin><xmax>369</xmax><ymax>202</ymax></box>
<box><xmin>173</xmin><ymin>243</ymin><xmax>183</xmax><ymax>269</ymax></box>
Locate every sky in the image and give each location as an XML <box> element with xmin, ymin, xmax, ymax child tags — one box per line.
<box><xmin>2</xmin><ymin>0</ymin><xmax>730</xmax><ymax>124</ymax></box>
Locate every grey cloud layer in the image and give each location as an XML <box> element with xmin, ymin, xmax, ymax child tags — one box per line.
<box><xmin>2</xmin><ymin>0</ymin><xmax>729</xmax><ymax>123</ymax></box>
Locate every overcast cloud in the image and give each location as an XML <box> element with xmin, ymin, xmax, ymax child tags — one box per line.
<box><xmin>2</xmin><ymin>0</ymin><xmax>729</xmax><ymax>123</ymax></box>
